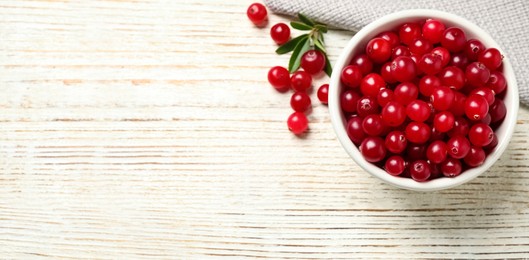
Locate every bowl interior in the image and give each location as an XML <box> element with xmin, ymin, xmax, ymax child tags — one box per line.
<box><xmin>329</xmin><ymin>9</ymin><xmax>519</xmax><ymax>191</ymax></box>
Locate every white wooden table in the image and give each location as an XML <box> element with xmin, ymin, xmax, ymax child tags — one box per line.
<box><xmin>1</xmin><ymin>1</ymin><xmax>529</xmax><ymax>258</ymax></box>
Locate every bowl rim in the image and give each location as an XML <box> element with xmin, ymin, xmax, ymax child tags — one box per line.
<box><xmin>329</xmin><ymin>9</ymin><xmax>519</xmax><ymax>191</ymax></box>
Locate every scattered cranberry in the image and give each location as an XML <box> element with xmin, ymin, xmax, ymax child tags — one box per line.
<box><xmin>317</xmin><ymin>84</ymin><xmax>329</xmax><ymax>104</ymax></box>
<box><xmin>290</xmin><ymin>92</ymin><xmax>311</xmax><ymax>112</ymax></box>
<box><xmin>247</xmin><ymin>3</ymin><xmax>267</xmax><ymax>26</ymax></box>
<box><xmin>301</xmin><ymin>50</ymin><xmax>326</xmax><ymax>74</ymax></box>
<box><xmin>270</xmin><ymin>23</ymin><xmax>290</xmax><ymax>45</ymax></box>
<box><xmin>290</xmin><ymin>70</ymin><xmax>312</xmax><ymax>92</ymax></box>
<box><xmin>267</xmin><ymin>66</ymin><xmax>290</xmax><ymax>91</ymax></box>
<box><xmin>287</xmin><ymin>112</ymin><xmax>308</xmax><ymax>135</ymax></box>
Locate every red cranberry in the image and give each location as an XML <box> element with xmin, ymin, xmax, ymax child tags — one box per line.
<box><xmin>449</xmin><ymin>91</ymin><xmax>467</xmax><ymax>117</ymax></box>
<box><xmin>341</xmin><ymin>90</ymin><xmax>361</xmax><ymax>113</ymax></box>
<box><xmin>246</xmin><ymin>3</ymin><xmax>267</xmax><ymax>26</ymax></box>
<box><xmin>366</xmin><ymin>38</ymin><xmax>392</xmax><ymax>63</ymax></box>
<box><xmin>394</xmin><ymin>82</ymin><xmax>419</xmax><ymax>105</ymax></box>
<box><xmin>362</xmin><ymin>114</ymin><xmax>385</xmax><ymax>136</ymax></box>
<box><xmin>447</xmin><ymin>117</ymin><xmax>470</xmax><ymax>137</ymax></box>
<box><xmin>468</xmin><ymin>123</ymin><xmax>494</xmax><ymax>147</ymax></box>
<box><xmin>418</xmin><ymin>53</ymin><xmax>443</xmax><ymax>75</ymax></box>
<box><xmin>465</xmin><ymin>62</ymin><xmax>490</xmax><ymax>87</ymax></box>
<box><xmin>381</xmin><ymin>101</ymin><xmax>406</xmax><ymax>127</ymax></box>
<box><xmin>449</xmin><ymin>52</ymin><xmax>469</xmax><ymax>69</ymax></box>
<box><xmin>422</xmin><ymin>19</ymin><xmax>446</xmax><ymax>44</ymax></box>
<box><xmin>410</xmin><ymin>160</ymin><xmax>431</xmax><ymax>182</ymax></box>
<box><xmin>406</xmin><ymin>100</ymin><xmax>431</xmax><ymax>122</ymax></box>
<box><xmin>290</xmin><ymin>92</ymin><xmax>311</xmax><ymax>112</ymax></box>
<box><xmin>464</xmin><ymin>146</ymin><xmax>486</xmax><ymax>167</ymax></box>
<box><xmin>385</xmin><ymin>130</ymin><xmax>407</xmax><ymax>153</ymax></box>
<box><xmin>267</xmin><ymin>66</ymin><xmax>290</xmax><ymax>91</ymax></box>
<box><xmin>357</xmin><ymin>96</ymin><xmax>379</xmax><ymax>117</ymax></box>
<box><xmin>419</xmin><ymin>75</ymin><xmax>441</xmax><ymax>96</ymax></box>
<box><xmin>439</xmin><ymin>66</ymin><xmax>465</xmax><ymax>90</ymax></box>
<box><xmin>427</xmin><ymin>140</ymin><xmax>448</xmax><ymax>163</ymax></box>
<box><xmin>380</xmin><ymin>62</ymin><xmax>397</xmax><ymax>83</ymax></box>
<box><xmin>441</xmin><ymin>27</ymin><xmax>466</xmax><ymax>52</ymax></box>
<box><xmin>483</xmin><ymin>134</ymin><xmax>498</xmax><ymax>153</ymax></box>
<box><xmin>479</xmin><ymin>114</ymin><xmax>492</xmax><ymax>125</ymax></box>
<box><xmin>440</xmin><ymin>157</ymin><xmax>462</xmax><ymax>177</ymax></box>
<box><xmin>470</xmin><ymin>87</ymin><xmax>495</xmax><ymax>106</ymax></box>
<box><xmin>391</xmin><ymin>45</ymin><xmax>411</xmax><ymax>60</ymax></box>
<box><xmin>431</xmin><ymin>86</ymin><xmax>454</xmax><ymax>111</ymax></box>
<box><xmin>399</xmin><ymin>23</ymin><xmax>422</xmax><ymax>46</ymax></box>
<box><xmin>301</xmin><ymin>50</ymin><xmax>326</xmax><ymax>75</ymax></box>
<box><xmin>465</xmin><ymin>94</ymin><xmax>489</xmax><ymax>121</ymax></box>
<box><xmin>409</xmin><ymin>37</ymin><xmax>433</xmax><ymax>55</ymax></box>
<box><xmin>478</xmin><ymin>48</ymin><xmax>502</xmax><ymax>70</ymax></box>
<box><xmin>447</xmin><ymin>135</ymin><xmax>471</xmax><ymax>159</ymax></box>
<box><xmin>385</xmin><ymin>155</ymin><xmax>406</xmax><ymax>176</ymax></box>
<box><xmin>317</xmin><ymin>84</ymin><xmax>329</xmax><ymax>104</ymax></box>
<box><xmin>464</xmin><ymin>39</ymin><xmax>486</xmax><ymax>61</ymax></box>
<box><xmin>407</xmin><ymin>143</ymin><xmax>427</xmax><ymax>161</ymax></box>
<box><xmin>361</xmin><ymin>73</ymin><xmax>386</xmax><ymax>97</ymax></box>
<box><xmin>377</xmin><ymin>88</ymin><xmax>394</xmax><ymax>107</ymax></box>
<box><xmin>410</xmin><ymin>53</ymin><xmax>421</xmax><ymax>64</ymax></box>
<box><xmin>270</xmin><ymin>23</ymin><xmax>290</xmax><ymax>45</ymax></box>
<box><xmin>360</xmin><ymin>137</ymin><xmax>387</xmax><ymax>163</ymax></box>
<box><xmin>290</xmin><ymin>70</ymin><xmax>312</xmax><ymax>92</ymax></box>
<box><xmin>341</xmin><ymin>65</ymin><xmax>363</xmax><ymax>88</ymax></box>
<box><xmin>350</xmin><ymin>54</ymin><xmax>373</xmax><ymax>75</ymax></box>
<box><xmin>430</xmin><ymin>127</ymin><xmax>446</xmax><ymax>142</ymax></box>
<box><xmin>405</xmin><ymin>122</ymin><xmax>431</xmax><ymax>144</ymax></box>
<box><xmin>346</xmin><ymin>116</ymin><xmax>365</xmax><ymax>145</ymax></box>
<box><xmin>433</xmin><ymin>111</ymin><xmax>455</xmax><ymax>133</ymax></box>
<box><xmin>486</xmin><ymin>71</ymin><xmax>507</xmax><ymax>94</ymax></box>
<box><xmin>432</xmin><ymin>47</ymin><xmax>451</xmax><ymax>67</ymax></box>
<box><xmin>287</xmin><ymin>112</ymin><xmax>308</xmax><ymax>134</ymax></box>
<box><xmin>391</xmin><ymin>56</ymin><xmax>417</xmax><ymax>82</ymax></box>
<box><xmin>489</xmin><ymin>99</ymin><xmax>506</xmax><ymax>123</ymax></box>
<box><xmin>377</xmin><ymin>31</ymin><xmax>400</xmax><ymax>47</ymax></box>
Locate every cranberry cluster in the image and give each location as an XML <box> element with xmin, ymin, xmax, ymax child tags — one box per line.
<box><xmin>342</xmin><ymin>19</ymin><xmax>507</xmax><ymax>181</ymax></box>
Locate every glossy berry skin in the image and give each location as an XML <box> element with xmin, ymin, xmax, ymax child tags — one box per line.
<box><xmin>465</xmin><ymin>94</ymin><xmax>489</xmax><ymax>121</ymax></box>
<box><xmin>385</xmin><ymin>155</ymin><xmax>406</xmax><ymax>176</ymax></box>
<box><xmin>427</xmin><ymin>140</ymin><xmax>448</xmax><ymax>164</ymax></box>
<box><xmin>246</xmin><ymin>3</ymin><xmax>267</xmax><ymax>26</ymax></box>
<box><xmin>468</xmin><ymin>123</ymin><xmax>494</xmax><ymax>147</ymax></box>
<box><xmin>391</xmin><ymin>56</ymin><xmax>417</xmax><ymax>83</ymax></box>
<box><xmin>422</xmin><ymin>19</ymin><xmax>446</xmax><ymax>44</ymax></box>
<box><xmin>439</xmin><ymin>66</ymin><xmax>465</xmax><ymax>90</ymax></box>
<box><xmin>346</xmin><ymin>116</ymin><xmax>365</xmax><ymax>145</ymax></box>
<box><xmin>409</xmin><ymin>37</ymin><xmax>433</xmax><ymax>55</ymax></box>
<box><xmin>470</xmin><ymin>87</ymin><xmax>495</xmax><ymax>106</ymax></box>
<box><xmin>418</xmin><ymin>53</ymin><xmax>443</xmax><ymax>75</ymax></box>
<box><xmin>478</xmin><ymin>48</ymin><xmax>502</xmax><ymax>70</ymax></box>
<box><xmin>317</xmin><ymin>84</ymin><xmax>329</xmax><ymax>104</ymax></box>
<box><xmin>399</xmin><ymin>23</ymin><xmax>422</xmax><ymax>46</ymax></box>
<box><xmin>447</xmin><ymin>117</ymin><xmax>470</xmax><ymax>137</ymax></box>
<box><xmin>489</xmin><ymin>99</ymin><xmax>507</xmax><ymax>123</ymax></box>
<box><xmin>377</xmin><ymin>88</ymin><xmax>394</xmax><ymax>107</ymax></box>
<box><xmin>446</xmin><ymin>135</ymin><xmax>471</xmax><ymax>159</ymax></box>
<box><xmin>366</xmin><ymin>38</ymin><xmax>392</xmax><ymax>63</ymax></box>
<box><xmin>465</xmin><ymin>62</ymin><xmax>490</xmax><ymax>87</ymax></box>
<box><xmin>419</xmin><ymin>75</ymin><xmax>441</xmax><ymax>97</ymax></box>
<box><xmin>301</xmin><ymin>50</ymin><xmax>326</xmax><ymax>75</ymax></box>
<box><xmin>381</xmin><ymin>101</ymin><xmax>406</xmax><ymax>127</ymax></box>
<box><xmin>432</xmin><ymin>47</ymin><xmax>451</xmax><ymax>67</ymax></box>
<box><xmin>409</xmin><ymin>160</ymin><xmax>431</xmax><ymax>182</ymax></box>
<box><xmin>290</xmin><ymin>92</ymin><xmax>311</xmax><ymax>112</ymax></box>
<box><xmin>362</xmin><ymin>114</ymin><xmax>385</xmax><ymax>136</ymax></box>
<box><xmin>361</xmin><ymin>73</ymin><xmax>386</xmax><ymax>97</ymax></box>
<box><xmin>360</xmin><ymin>137</ymin><xmax>387</xmax><ymax>163</ymax></box>
<box><xmin>406</xmin><ymin>100</ymin><xmax>431</xmax><ymax>122</ymax></box>
<box><xmin>449</xmin><ymin>52</ymin><xmax>469</xmax><ymax>69</ymax></box>
<box><xmin>287</xmin><ymin>112</ymin><xmax>308</xmax><ymax>135</ymax></box>
<box><xmin>380</xmin><ymin>62</ymin><xmax>397</xmax><ymax>84</ymax></box>
<box><xmin>484</xmin><ymin>134</ymin><xmax>498</xmax><ymax>153</ymax></box>
<box><xmin>464</xmin><ymin>146</ymin><xmax>486</xmax><ymax>167</ymax></box>
<box><xmin>464</xmin><ymin>39</ymin><xmax>486</xmax><ymax>61</ymax></box>
<box><xmin>341</xmin><ymin>90</ymin><xmax>361</xmax><ymax>113</ymax></box>
<box><xmin>449</xmin><ymin>91</ymin><xmax>467</xmax><ymax>117</ymax></box>
<box><xmin>486</xmin><ymin>71</ymin><xmax>507</xmax><ymax>94</ymax></box>
<box><xmin>434</xmin><ymin>111</ymin><xmax>455</xmax><ymax>133</ymax></box>
<box><xmin>385</xmin><ymin>131</ymin><xmax>407</xmax><ymax>154</ymax></box>
<box><xmin>405</xmin><ymin>122</ymin><xmax>431</xmax><ymax>144</ymax></box>
<box><xmin>290</xmin><ymin>71</ymin><xmax>312</xmax><ymax>92</ymax></box>
<box><xmin>440</xmin><ymin>157</ymin><xmax>462</xmax><ymax>177</ymax></box>
<box><xmin>270</xmin><ymin>23</ymin><xmax>290</xmax><ymax>45</ymax></box>
<box><xmin>394</xmin><ymin>82</ymin><xmax>419</xmax><ymax>105</ymax></box>
<box><xmin>391</xmin><ymin>45</ymin><xmax>411</xmax><ymax>60</ymax></box>
<box><xmin>441</xmin><ymin>27</ymin><xmax>467</xmax><ymax>52</ymax></box>
<box><xmin>350</xmin><ymin>54</ymin><xmax>373</xmax><ymax>75</ymax></box>
<box><xmin>357</xmin><ymin>96</ymin><xmax>379</xmax><ymax>117</ymax></box>
<box><xmin>431</xmin><ymin>86</ymin><xmax>454</xmax><ymax>111</ymax></box>
<box><xmin>377</xmin><ymin>31</ymin><xmax>400</xmax><ymax>47</ymax></box>
<box><xmin>341</xmin><ymin>65</ymin><xmax>363</xmax><ymax>88</ymax></box>
<box><xmin>267</xmin><ymin>66</ymin><xmax>290</xmax><ymax>91</ymax></box>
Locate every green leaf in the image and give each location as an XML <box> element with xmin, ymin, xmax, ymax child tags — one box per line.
<box><xmin>314</xmin><ymin>24</ymin><xmax>328</xmax><ymax>33</ymax></box>
<box><xmin>298</xmin><ymin>13</ymin><xmax>315</xmax><ymax>27</ymax></box>
<box><xmin>313</xmin><ymin>38</ymin><xmax>326</xmax><ymax>52</ymax></box>
<box><xmin>290</xmin><ymin>21</ymin><xmax>313</xmax><ymax>30</ymax></box>
<box><xmin>288</xmin><ymin>37</ymin><xmax>310</xmax><ymax>73</ymax></box>
<box><xmin>275</xmin><ymin>34</ymin><xmax>309</xmax><ymax>54</ymax></box>
<box><xmin>315</xmin><ymin>44</ymin><xmax>332</xmax><ymax>77</ymax></box>
<box><xmin>318</xmin><ymin>33</ymin><xmax>325</xmax><ymax>44</ymax></box>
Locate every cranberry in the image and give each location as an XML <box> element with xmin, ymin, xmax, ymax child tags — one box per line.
<box><xmin>350</xmin><ymin>54</ymin><xmax>373</xmax><ymax>75</ymax></box>
<box><xmin>430</xmin><ymin>127</ymin><xmax>446</xmax><ymax>142</ymax></box>
<box><xmin>317</xmin><ymin>84</ymin><xmax>329</xmax><ymax>104</ymax></box>
<box><xmin>422</xmin><ymin>19</ymin><xmax>446</xmax><ymax>44</ymax></box>
<box><xmin>267</xmin><ymin>66</ymin><xmax>290</xmax><ymax>91</ymax></box>
<box><xmin>447</xmin><ymin>117</ymin><xmax>470</xmax><ymax>137</ymax></box>
<box><xmin>479</xmin><ymin>113</ymin><xmax>492</xmax><ymax>125</ymax></box>
<box><xmin>341</xmin><ymin>65</ymin><xmax>363</xmax><ymax>88</ymax></box>
<box><xmin>410</xmin><ymin>53</ymin><xmax>421</xmax><ymax>64</ymax></box>
<box><xmin>427</xmin><ymin>140</ymin><xmax>448</xmax><ymax>163</ymax></box>
<box><xmin>346</xmin><ymin>116</ymin><xmax>365</xmax><ymax>145</ymax></box>
<box><xmin>394</xmin><ymin>82</ymin><xmax>419</xmax><ymax>105</ymax></box>
<box><xmin>470</xmin><ymin>87</ymin><xmax>495</xmax><ymax>106</ymax></box>
<box><xmin>441</xmin><ymin>27</ymin><xmax>466</xmax><ymax>52</ymax></box>
<box><xmin>301</xmin><ymin>50</ymin><xmax>326</xmax><ymax>75</ymax></box>
<box><xmin>290</xmin><ymin>70</ymin><xmax>312</xmax><ymax>92</ymax></box>
<box><xmin>357</xmin><ymin>96</ymin><xmax>379</xmax><ymax>117</ymax></box>
<box><xmin>440</xmin><ymin>157</ymin><xmax>462</xmax><ymax>177</ymax></box>
<box><xmin>391</xmin><ymin>56</ymin><xmax>417</xmax><ymax>82</ymax></box>
<box><xmin>464</xmin><ymin>39</ymin><xmax>486</xmax><ymax>61</ymax></box>
<box><xmin>419</xmin><ymin>75</ymin><xmax>441</xmax><ymax>96</ymax></box>
<box><xmin>478</xmin><ymin>48</ymin><xmax>502</xmax><ymax>70</ymax></box>
<box><xmin>362</xmin><ymin>114</ymin><xmax>385</xmax><ymax>136</ymax></box>
<box><xmin>489</xmin><ymin>99</ymin><xmax>506</xmax><ymax>123</ymax></box>
<box><xmin>246</xmin><ymin>3</ymin><xmax>267</xmax><ymax>26</ymax></box>
<box><xmin>380</xmin><ymin>62</ymin><xmax>397</xmax><ymax>83</ymax></box>
<box><xmin>381</xmin><ymin>101</ymin><xmax>406</xmax><ymax>127</ymax></box>
<box><xmin>432</xmin><ymin>47</ymin><xmax>451</xmax><ymax>67</ymax></box>
<box><xmin>431</xmin><ymin>86</ymin><xmax>454</xmax><ymax>111</ymax></box>
<box><xmin>418</xmin><ymin>53</ymin><xmax>443</xmax><ymax>75</ymax></box>
<box><xmin>449</xmin><ymin>52</ymin><xmax>469</xmax><ymax>69</ymax></box>
<box><xmin>465</xmin><ymin>94</ymin><xmax>489</xmax><ymax>121</ymax></box>
<box><xmin>449</xmin><ymin>91</ymin><xmax>467</xmax><ymax>117</ymax></box>
<box><xmin>439</xmin><ymin>66</ymin><xmax>465</xmax><ymax>90</ymax></box>
<box><xmin>410</xmin><ymin>160</ymin><xmax>431</xmax><ymax>182</ymax></box>
<box><xmin>468</xmin><ymin>123</ymin><xmax>494</xmax><ymax>147</ymax></box>
<box><xmin>361</xmin><ymin>73</ymin><xmax>386</xmax><ymax>97</ymax></box>
<box><xmin>399</xmin><ymin>23</ymin><xmax>422</xmax><ymax>46</ymax></box>
<box><xmin>377</xmin><ymin>31</ymin><xmax>400</xmax><ymax>47</ymax></box>
<box><xmin>391</xmin><ymin>45</ymin><xmax>411</xmax><ymax>60</ymax></box>
<box><xmin>447</xmin><ymin>135</ymin><xmax>471</xmax><ymax>159</ymax></box>
<box><xmin>287</xmin><ymin>112</ymin><xmax>308</xmax><ymax>134</ymax></box>
<box><xmin>406</xmin><ymin>100</ymin><xmax>431</xmax><ymax>122</ymax></box>
<box><xmin>405</xmin><ymin>122</ymin><xmax>431</xmax><ymax>144</ymax></box>
<box><xmin>270</xmin><ymin>23</ymin><xmax>290</xmax><ymax>45</ymax></box>
<box><xmin>385</xmin><ymin>155</ymin><xmax>406</xmax><ymax>176</ymax></box>
<box><xmin>433</xmin><ymin>111</ymin><xmax>455</xmax><ymax>133</ymax></box>
<box><xmin>483</xmin><ymin>134</ymin><xmax>498</xmax><ymax>153</ymax></box>
<box><xmin>360</xmin><ymin>137</ymin><xmax>387</xmax><ymax>162</ymax></box>
<box><xmin>407</xmin><ymin>143</ymin><xmax>427</xmax><ymax>161</ymax></box>
<box><xmin>465</xmin><ymin>62</ymin><xmax>490</xmax><ymax>87</ymax></box>
<box><xmin>486</xmin><ymin>71</ymin><xmax>507</xmax><ymax>94</ymax></box>
<box><xmin>409</xmin><ymin>37</ymin><xmax>433</xmax><ymax>55</ymax></box>
<box><xmin>290</xmin><ymin>92</ymin><xmax>311</xmax><ymax>112</ymax></box>
<box><xmin>385</xmin><ymin>130</ymin><xmax>407</xmax><ymax>153</ymax></box>
<box><xmin>464</xmin><ymin>146</ymin><xmax>486</xmax><ymax>167</ymax></box>
<box><xmin>366</xmin><ymin>38</ymin><xmax>392</xmax><ymax>63</ymax></box>
<box><xmin>341</xmin><ymin>90</ymin><xmax>361</xmax><ymax>113</ymax></box>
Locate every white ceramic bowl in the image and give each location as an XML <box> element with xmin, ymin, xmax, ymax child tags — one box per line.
<box><xmin>329</xmin><ymin>9</ymin><xmax>519</xmax><ymax>191</ymax></box>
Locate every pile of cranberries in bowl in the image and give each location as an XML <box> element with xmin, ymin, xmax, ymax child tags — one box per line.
<box><xmin>338</xmin><ymin>18</ymin><xmax>508</xmax><ymax>182</ymax></box>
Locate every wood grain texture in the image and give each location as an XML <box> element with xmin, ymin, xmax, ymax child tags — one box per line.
<box><xmin>1</xmin><ymin>0</ymin><xmax>529</xmax><ymax>259</ymax></box>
